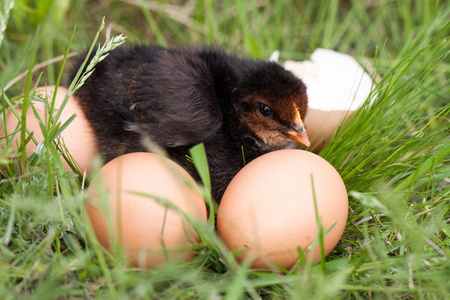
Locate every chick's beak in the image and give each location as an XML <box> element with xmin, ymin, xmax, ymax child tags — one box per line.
<box><xmin>283</xmin><ymin>112</ymin><xmax>310</xmax><ymax>147</ymax></box>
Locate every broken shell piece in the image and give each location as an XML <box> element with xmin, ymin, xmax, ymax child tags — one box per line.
<box><xmin>284</xmin><ymin>49</ymin><xmax>375</xmax><ymax>151</ymax></box>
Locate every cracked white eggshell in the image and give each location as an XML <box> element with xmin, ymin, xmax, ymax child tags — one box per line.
<box><xmin>284</xmin><ymin>49</ymin><xmax>374</xmax><ymax>150</ymax></box>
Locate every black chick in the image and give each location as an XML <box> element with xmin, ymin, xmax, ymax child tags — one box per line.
<box><xmin>69</xmin><ymin>45</ymin><xmax>310</xmax><ymax>202</ymax></box>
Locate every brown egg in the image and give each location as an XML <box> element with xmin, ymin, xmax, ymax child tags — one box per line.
<box><xmin>304</xmin><ymin>109</ymin><xmax>354</xmax><ymax>152</ymax></box>
<box><xmin>217</xmin><ymin>149</ymin><xmax>348</xmax><ymax>270</ymax></box>
<box><xmin>0</xmin><ymin>86</ymin><xmax>97</xmax><ymax>172</ymax></box>
<box><xmin>86</xmin><ymin>152</ymin><xmax>207</xmax><ymax>268</ymax></box>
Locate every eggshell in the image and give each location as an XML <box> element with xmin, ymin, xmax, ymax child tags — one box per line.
<box><xmin>283</xmin><ymin>49</ymin><xmax>374</xmax><ymax>151</ymax></box>
<box><xmin>304</xmin><ymin>109</ymin><xmax>354</xmax><ymax>152</ymax></box>
<box><xmin>217</xmin><ymin>149</ymin><xmax>348</xmax><ymax>270</ymax></box>
<box><xmin>0</xmin><ymin>86</ymin><xmax>96</xmax><ymax>172</ymax></box>
<box><xmin>86</xmin><ymin>152</ymin><xmax>207</xmax><ymax>268</ymax></box>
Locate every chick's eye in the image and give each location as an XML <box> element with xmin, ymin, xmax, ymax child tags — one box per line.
<box><xmin>257</xmin><ymin>103</ymin><xmax>273</xmax><ymax>118</ymax></box>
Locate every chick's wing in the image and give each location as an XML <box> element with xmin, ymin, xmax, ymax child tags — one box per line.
<box><xmin>128</xmin><ymin>57</ymin><xmax>222</xmax><ymax>148</ymax></box>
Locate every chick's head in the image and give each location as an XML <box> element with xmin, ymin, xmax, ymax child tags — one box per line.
<box><xmin>235</xmin><ymin>62</ymin><xmax>310</xmax><ymax>150</ymax></box>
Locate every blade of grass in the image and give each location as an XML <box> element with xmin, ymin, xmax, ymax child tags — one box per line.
<box><xmin>0</xmin><ymin>0</ymin><xmax>14</xmax><ymax>49</ymax></box>
<box><xmin>48</xmin><ymin>25</ymin><xmax>76</xmax><ymax>129</ymax></box>
<box><xmin>393</xmin><ymin>143</ymin><xmax>450</xmax><ymax>193</ymax></box>
<box><xmin>189</xmin><ymin>143</ymin><xmax>216</xmax><ymax>229</ymax></box>
<box><xmin>136</xmin><ymin>0</ymin><xmax>167</xmax><ymax>47</ymax></box>
<box><xmin>20</xmin><ymin>37</ymin><xmax>38</xmax><ymax>169</ymax></box>
<box><xmin>310</xmin><ymin>174</ymin><xmax>326</xmax><ymax>274</ymax></box>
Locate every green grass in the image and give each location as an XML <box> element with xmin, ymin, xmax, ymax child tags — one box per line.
<box><xmin>1</xmin><ymin>0</ymin><xmax>449</xmax><ymax>299</ymax></box>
